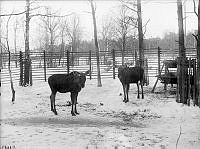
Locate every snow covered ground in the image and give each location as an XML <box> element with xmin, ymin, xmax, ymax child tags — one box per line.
<box><xmin>1</xmin><ymin>77</ymin><xmax>200</xmax><ymax>149</ymax></box>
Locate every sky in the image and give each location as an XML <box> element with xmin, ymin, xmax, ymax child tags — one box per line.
<box><xmin>0</xmin><ymin>0</ymin><xmax>198</xmax><ymax>50</ymax></box>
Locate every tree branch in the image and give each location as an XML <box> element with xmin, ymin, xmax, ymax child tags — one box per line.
<box><xmin>192</xmin><ymin>33</ymin><xmax>198</xmax><ymax>41</ymax></box>
<box><xmin>143</xmin><ymin>19</ymin><xmax>150</xmax><ymax>35</ymax></box>
<box><xmin>30</xmin><ymin>12</ymin><xmax>74</xmax><ymax>18</ymax></box>
<box><xmin>120</xmin><ymin>0</ymin><xmax>137</xmax><ymax>7</ymax></box>
<box><xmin>122</xmin><ymin>4</ymin><xmax>137</xmax><ymax>13</ymax></box>
<box><xmin>0</xmin><ymin>10</ymin><xmax>27</xmax><ymax>17</ymax></box>
<box><xmin>176</xmin><ymin>125</ymin><xmax>182</xmax><ymax>149</ymax></box>
<box><xmin>193</xmin><ymin>0</ymin><xmax>198</xmax><ymax>17</ymax></box>
<box><xmin>0</xmin><ymin>6</ymin><xmax>42</xmax><ymax>17</ymax></box>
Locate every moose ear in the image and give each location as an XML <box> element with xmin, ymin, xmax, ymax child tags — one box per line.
<box><xmin>84</xmin><ymin>70</ymin><xmax>90</xmax><ymax>75</ymax></box>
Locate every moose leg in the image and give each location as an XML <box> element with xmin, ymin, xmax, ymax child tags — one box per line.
<box><xmin>50</xmin><ymin>93</ymin><xmax>57</xmax><ymax>115</ymax></box>
<box><xmin>74</xmin><ymin>93</ymin><xmax>79</xmax><ymax>115</ymax></box>
<box><xmin>50</xmin><ymin>93</ymin><xmax>54</xmax><ymax>112</ymax></box>
<box><xmin>125</xmin><ymin>84</ymin><xmax>130</xmax><ymax>103</ymax></box>
<box><xmin>141</xmin><ymin>83</ymin><xmax>144</xmax><ymax>99</ymax></box>
<box><xmin>70</xmin><ymin>92</ymin><xmax>76</xmax><ymax>116</ymax></box>
<box><xmin>137</xmin><ymin>83</ymin><xmax>140</xmax><ymax>99</ymax></box>
<box><xmin>122</xmin><ymin>84</ymin><xmax>126</xmax><ymax>102</ymax></box>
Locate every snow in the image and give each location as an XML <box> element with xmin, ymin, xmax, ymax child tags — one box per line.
<box><xmin>0</xmin><ymin>77</ymin><xmax>200</xmax><ymax>149</ymax></box>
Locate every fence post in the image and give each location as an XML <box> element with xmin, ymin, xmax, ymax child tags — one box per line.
<box><xmin>176</xmin><ymin>57</ymin><xmax>180</xmax><ymax>103</ymax></box>
<box><xmin>183</xmin><ymin>57</ymin><xmax>188</xmax><ymax>104</ymax></box>
<box><xmin>164</xmin><ymin>64</ymin><xmax>167</xmax><ymax>91</ymax></box>
<box><xmin>145</xmin><ymin>58</ymin><xmax>149</xmax><ymax>86</ymax></box>
<box><xmin>19</xmin><ymin>51</ymin><xmax>23</xmax><ymax>86</ymax></box>
<box><xmin>188</xmin><ymin>57</ymin><xmax>191</xmax><ymax>106</ymax></box>
<box><xmin>43</xmin><ymin>50</ymin><xmax>47</xmax><ymax>82</ymax></box>
<box><xmin>158</xmin><ymin>47</ymin><xmax>161</xmax><ymax>76</ymax></box>
<box><xmin>8</xmin><ymin>51</ymin><xmax>11</xmax><ymax>69</ymax></box>
<box><xmin>15</xmin><ymin>53</ymin><xmax>18</xmax><ymax>68</ymax></box>
<box><xmin>29</xmin><ymin>59</ymin><xmax>32</xmax><ymax>86</ymax></box>
<box><xmin>112</xmin><ymin>49</ymin><xmax>116</xmax><ymax>79</ymax></box>
<box><xmin>193</xmin><ymin>59</ymin><xmax>197</xmax><ymax>106</ymax></box>
<box><xmin>89</xmin><ymin>50</ymin><xmax>92</xmax><ymax>80</ymax></box>
<box><xmin>67</xmin><ymin>50</ymin><xmax>70</xmax><ymax>74</ymax></box>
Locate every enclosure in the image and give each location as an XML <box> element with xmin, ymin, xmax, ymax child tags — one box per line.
<box><xmin>1</xmin><ymin>47</ymin><xmax>197</xmax><ymax>84</ymax></box>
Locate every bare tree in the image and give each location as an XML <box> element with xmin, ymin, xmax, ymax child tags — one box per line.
<box><xmin>41</xmin><ymin>7</ymin><xmax>61</xmax><ymax>67</ymax></box>
<box><xmin>101</xmin><ymin>16</ymin><xmax>116</xmax><ymax>65</ymax></box>
<box><xmin>114</xmin><ymin>4</ymin><xmax>136</xmax><ymax>65</ymax></box>
<box><xmin>90</xmin><ymin>0</ymin><xmax>102</xmax><ymax>87</ymax></box>
<box><xmin>177</xmin><ymin>0</ymin><xmax>188</xmax><ymax>104</ymax></box>
<box><xmin>192</xmin><ymin>0</ymin><xmax>200</xmax><ymax>106</ymax></box>
<box><xmin>120</xmin><ymin>0</ymin><xmax>146</xmax><ymax>67</ymax></box>
<box><xmin>65</xmin><ymin>14</ymin><xmax>82</xmax><ymax>65</ymax></box>
<box><xmin>5</xmin><ymin>15</ymin><xmax>15</xmax><ymax>103</ymax></box>
<box><xmin>117</xmin><ymin>6</ymin><xmax>129</xmax><ymax>65</ymax></box>
<box><xmin>0</xmin><ymin>1</ymin><xmax>2</xmax><ymax>57</ymax></box>
<box><xmin>58</xmin><ymin>18</ymin><xmax>67</xmax><ymax>65</ymax></box>
<box><xmin>137</xmin><ymin>0</ymin><xmax>144</xmax><ymax>67</ymax></box>
<box><xmin>101</xmin><ymin>16</ymin><xmax>116</xmax><ymax>52</ymax></box>
<box><xmin>1</xmin><ymin>0</ymin><xmax>73</xmax><ymax>86</ymax></box>
<box><xmin>13</xmin><ymin>18</ymin><xmax>19</xmax><ymax>67</ymax></box>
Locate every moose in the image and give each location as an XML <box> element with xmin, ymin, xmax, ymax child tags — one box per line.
<box><xmin>48</xmin><ymin>70</ymin><xmax>89</xmax><ymax>116</ymax></box>
<box><xmin>118</xmin><ymin>65</ymin><xmax>144</xmax><ymax>103</ymax></box>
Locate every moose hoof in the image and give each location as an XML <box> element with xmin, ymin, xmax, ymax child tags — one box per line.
<box><xmin>71</xmin><ymin>111</ymin><xmax>76</xmax><ymax>116</ymax></box>
<box><xmin>54</xmin><ymin>111</ymin><xmax>58</xmax><ymax>115</ymax></box>
<box><xmin>125</xmin><ymin>100</ymin><xmax>129</xmax><ymax>103</ymax></box>
<box><xmin>75</xmin><ymin>111</ymin><xmax>80</xmax><ymax>115</ymax></box>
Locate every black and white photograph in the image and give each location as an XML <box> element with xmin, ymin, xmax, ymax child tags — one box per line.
<box><xmin>0</xmin><ymin>0</ymin><xmax>200</xmax><ymax>148</ymax></box>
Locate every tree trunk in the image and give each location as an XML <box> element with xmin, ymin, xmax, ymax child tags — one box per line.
<box><xmin>0</xmin><ymin>2</ymin><xmax>2</xmax><ymax>68</ymax></box>
<box><xmin>59</xmin><ymin>36</ymin><xmax>64</xmax><ymax>66</ymax></box>
<box><xmin>50</xmin><ymin>31</ymin><xmax>53</xmax><ymax>67</ymax></box>
<box><xmin>90</xmin><ymin>0</ymin><xmax>102</xmax><ymax>87</ymax></box>
<box><xmin>196</xmin><ymin>0</ymin><xmax>200</xmax><ymax>106</ymax></box>
<box><xmin>177</xmin><ymin>0</ymin><xmax>187</xmax><ymax>104</ymax></box>
<box><xmin>8</xmin><ymin>51</ymin><xmax>15</xmax><ymax>103</ymax></box>
<box><xmin>6</xmin><ymin>30</ymin><xmax>15</xmax><ymax>102</ymax></box>
<box><xmin>137</xmin><ymin>0</ymin><xmax>144</xmax><ymax>67</ymax></box>
<box><xmin>24</xmin><ymin>0</ymin><xmax>30</xmax><ymax>86</ymax></box>
<box><xmin>122</xmin><ymin>33</ymin><xmax>125</xmax><ymax>65</ymax></box>
<box><xmin>14</xmin><ymin>23</ymin><xmax>17</xmax><ymax>67</ymax></box>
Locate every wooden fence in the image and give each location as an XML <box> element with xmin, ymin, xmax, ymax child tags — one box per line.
<box><xmin>1</xmin><ymin>47</ymin><xmax>197</xmax><ymax>85</ymax></box>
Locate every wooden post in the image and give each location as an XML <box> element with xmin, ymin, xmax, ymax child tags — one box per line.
<box><xmin>164</xmin><ymin>65</ymin><xmax>167</xmax><ymax>91</ymax></box>
<box><xmin>151</xmin><ymin>63</ymin><xmax>165</xmax><ymax>93</ymax></box>
<box><xmin>89</xmin><ymin>50</ymin><xmax>92</xmax><ymax>80</ymax></box>
<box><xmin>19</xmin><ymin>51</ymin><xmax>23</xmax><ymax>86</ymax></box>
<box><xmin>187</xmin><ymin>57</ymin><xmax>191</xmax><ymax>106</ymax></box>
<box><xmin>158</xmin><ymin>47</ymin><xmax>161</xmax><ymax>76</ymax></box>
<box><xmin>67</xmin><ymin>50</ymin><xmax>70</xmax><ymax>74</ymax></box>
<box><xmin>8</xmin><ymin>51</ymin><xmax>11</xmax><ymax>70</ymax></box>
<box><xmin>145</xmin><ymin>58</ymin><xmax>149</xmax><ymax>86</ymax></box>
<box><xmin>192</xmin><ymin>59</ymin><xmax>195</xmax><ymax>105</ymax></box>
<box><xmin>112</xmin><ymin>49</ymin><xmax>116</xmax><ymax>79</ymax></box>
<box><xmin>137</xmin><ymin>0</ymin><xmax>144</xmax><ymax>68</ymax></box>
<box><xmin>193</xmin><ymin>59</ymin><xmax>197</xmax><ymax>106</ymax></box>
<box><xmin>151</xmin><ymin>47</ymin><xmax>161</xmax><ymax>92</ymax></box>
<box><xmin>29</xmin><ymin>59</ymin><xmax>32</xmax><ymax>86</ymax></box>
<box><xmin>183</xmin><ymin>57</ymin><xmax>188</xmax><ymax>104</ymax></box>
<box><xmin>177</xmin><ymin>0</ymin><xmax>187</xmax><ymax>104</ymax></box>
<box><xmin>43</xmin><ymin>50</ymin><xmax>47</xmax><ymax>82</ymax></box>
<box><xmin>176</xmin><ymin>57</ymin><xmax>180</xmax><ymax>103</ymax></box>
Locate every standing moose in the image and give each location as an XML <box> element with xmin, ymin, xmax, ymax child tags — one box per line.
<box><xmin>48</xmin><ymin>70</ymin><xmax>89</xmax><ymax>116</ymax></box>
<box><xmin>118</xmin><ymin>65</ymin><xmax>144</xmax><ymax>102</ymax></box>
